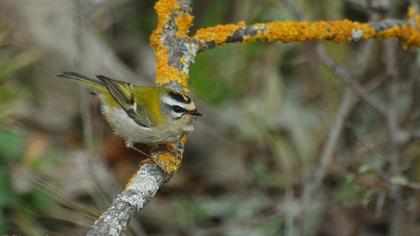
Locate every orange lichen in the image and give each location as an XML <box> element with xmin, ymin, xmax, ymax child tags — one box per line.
<box><xmin>152</xmin><ymin>0</ymin><xmax>179</xmax><ymax>34</ymax></box>
<box><xmin>154</xmin><ymin>63</ymin><xmax>189</xmax><ymax>90</ymax></box>
<box><xmin>193</xmin><ymin>20</ymin><xmax>379</xmax><ymax>45</ymax></box>
<box><xmin>400</xmin><ymin>7</ymin><xmax>420</xmax><ymax>48</ymax></box>
<box><xmin>254</xmin><ymin>9</ymin><xmax>418</xmax><ymax>47</ymax></box>
<box><xmin>194</xmin><ymin>21</ymin><xmax>246</xmax><ymax>45</ymax></box>
<box><xmin>176</xmin><ymin>12</ymin><xmax>194</xmax><ymax>38</ymax></box>
<box><xmin>379</xmin><ymin>25</ymin><xmax>420</xmax><ymax>48</ymax></box>
<box><xmin>254</xmin><ymin>20</ymin><xmax>376</xmax><ymax>43</ymax></box>
<box><xmin>407</xmin><ymin>7</ymin><xmax>417</xmax><ymax>23</ymax></box>
<box><xmin>148</xmin><ymin>137</ymin><xmax>187</xmax><ymax>174</ymax></box>
<box><xmin>372</xmin><ymin>8</ymin><xmax>420</xmax><ymax>48</ymax></box>
<box><xmin>154</xmin><ymin>152</ymin><xmax>182</xmax><ymax>174</ymax></box>
<box><xmin>151</xmin><ymin>0</ymin><xmax>191</xmax><ymax>91</ymax></box>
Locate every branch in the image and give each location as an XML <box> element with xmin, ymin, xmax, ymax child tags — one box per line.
<box><xmin>311</xmin><ymin>89</ymin><xmax>356</xmax><ymax>191</ymax></box>
<box><xmin>194</xmin><ymin>10</ymin><xmax>420</xmax><ymax>52</ymax></box>
<box><xmin>87</xmin><ymin>0</ymin><xmax>194</xmax><ymax>234</ymax></box>
<box><xmin>379</xmin><ymin>173</ymin><xmax>420</xmax><ymax>190</ymax></box>
<box><xmin>150</xmin><ymin>0</ymin><xmax>197</xmax><ymax>91</ymax></box>
<box><xmin>316</xmin><ymin>45</ymin><xmax>388</xmax><ymax>115</ymax></box>
<box><xmin>384</xmin><ymin>38</ymin><xmax>404</xmax><ymax>236</ymax></box>
<box><xmin>87</xmin><ymin>164</ymin><xmax>165</xmax><ymax>236</ymax></box>
<box><xmin>301</xmin><ymin>88</ymin><xmax>356</xmax><ymax>235</ymax></box>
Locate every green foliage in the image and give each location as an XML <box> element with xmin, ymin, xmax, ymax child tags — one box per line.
<box><xmin>251</xmin><ymin>159</ymin><xmax>275</xmax><ymax>188</ymax></box>
<box><xmin>198</xmin><ymin>0</ymin><xmax>228</xmax><ymax>27</ymax></box>
<box><xmin>0</xmin><ymin>129</ymin><xmax>61</xmax><ymax>234</ymax></box>
<box><xmin>118</xmin><ymin>1</ymin><xmax>157</xmax><ymax>37</ymax></box>
<box><xmin>335</xmin><ymin>175</ymin><xmax>361</xmax><ymax>207</ymax></box>
<box><xmin>191</xmin><ymin>46</ymin><xmax>242</xmax><ymax>105</ymax></box>
<box><xmin>0</xmin><ymin>167</ymin><xmax>19</xmax><ymax>207</ymax></box>
<box><xmin>0</xmin><ymin>130</ymin><xmax>25</xmax><ymax>162</ymax></box>
<box><xmin>32</xmin><ymin>148</ymin><xmax>66</xmax><ymax>173</ymax></box>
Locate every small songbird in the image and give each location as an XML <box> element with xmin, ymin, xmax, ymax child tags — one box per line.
<box><xmin>57</xmin><ymin>72</ymin><xmax>201</xmax><ymax>149</ymax></box>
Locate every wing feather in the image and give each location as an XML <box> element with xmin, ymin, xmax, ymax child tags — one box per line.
<box><xmin>96</xmin><ymin>75</ymin><xmax>151</xmax><ymax>128</ymax></box>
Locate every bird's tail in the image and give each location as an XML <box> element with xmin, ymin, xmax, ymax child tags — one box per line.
<box><xmin>57</xmin><ymin>71</ymin><xmax>106</xmax><ymax>92</ymax></box>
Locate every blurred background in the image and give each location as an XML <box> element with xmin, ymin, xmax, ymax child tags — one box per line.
<box><xmin>0</xmin><ymin>0</ymin><xmax>419</xmax><ymax>235</ymax></box>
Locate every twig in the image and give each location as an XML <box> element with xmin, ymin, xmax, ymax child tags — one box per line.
<box><xmin>311</xmin><ymin>89</ymin><xmax>356</xmax><ymax>190</ymax></box>
<box><xmin>282</xmin><ymin>0</ymin><xmax>305</xmax><ymax>20</ymax></box>
<box><xmin>301</xmin><ymin>88</ymin><xmax>355</xmax><ymax>235</ymax></box>
<box><xmin>384</xmin><ymin>38</ymin><xmax>404</xmax><ymax>236</ymax></box>
<box><xmin>379</xmin><ymin>173</ymin><xmax>420</xmax><ymax>190</ymax></box>
<box><xmin>317</xmin><ymin>45</ymin><xmax>387</xmax><ymax>115</ymax></box>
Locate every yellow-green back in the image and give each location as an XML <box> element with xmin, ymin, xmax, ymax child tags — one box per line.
<box><xmin>104</xmin><ymin>86</ymin><xmax>166</xmax><ymax>126</ymax></box>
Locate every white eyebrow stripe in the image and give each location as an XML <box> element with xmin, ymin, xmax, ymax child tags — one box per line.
<box><xmin>162</xmin><ymin>96</ymin><xmax>185</xmax><ymax>107</ymax></box>
<box><xmin>162</xmin><ymin>95</ymin><xmax>196</xmax><ymax>111</ymax></box>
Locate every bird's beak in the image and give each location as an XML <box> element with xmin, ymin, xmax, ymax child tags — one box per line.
<box><xmin>190</xmin><ymin>110</ymin><xmax>202</xmax><ymax>116</ymax></box>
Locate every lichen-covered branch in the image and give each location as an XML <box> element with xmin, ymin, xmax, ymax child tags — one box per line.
<box><xmin>148</xmin><ymin>0</ymin><xmax>194</xmax><ymax>175</ymax></box>
<box><xmin>150</xmin><ymin>0</ymin><xmax>196</xmax><ymax>91</ymax></box>
<box><xmin>194</xmin><ymin>9</ymin><xmax>420</xmax><ymax>52</ymax></box>
<box><xmin>87</xmin><ymin>0</ymin><xmax>194</xmax><ymax>234</ymax></box>
<box><xmin>87</xmin><ymin>1</ymin><xmax>419</xmax><ymax>235</ymax></box>
<box><xmin>86</xmin><ymin>164</ymin><xmax>165</xmax><ymax>236</ymax></box>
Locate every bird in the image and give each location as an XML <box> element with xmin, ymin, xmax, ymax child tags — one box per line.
<box><xmin>57</xmin><ymin>72</ymin><xmax>201</xmax><ymax>150</ymax></box>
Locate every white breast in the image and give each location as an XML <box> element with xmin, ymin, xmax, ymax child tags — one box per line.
<box><xmin>101</xmin><ymin>104</ymin><xmax>181</xmax><ymax>145</ymax></box>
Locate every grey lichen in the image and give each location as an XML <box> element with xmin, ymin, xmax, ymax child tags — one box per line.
<box><xmin>369</xmin><ymin>19</ymin><xmax>405</xmax><ymax>31</ymax></box>
<box><xmin>123</xmin><ymin>165</ymin><xmax>165</xmax><ymax>210</ymax></box>
<box><xmin>86</xmin><ymin>164</ymin><xmax>165</xmax><ymax>236</ymax></box>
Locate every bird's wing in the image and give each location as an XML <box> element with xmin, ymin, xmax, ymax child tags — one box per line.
<box><xmin>96</xmin><ymin>75</ymin><xmax>152</xmax><ymax>128</ymax></box>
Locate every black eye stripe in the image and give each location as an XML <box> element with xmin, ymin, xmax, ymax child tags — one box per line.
<box><xmin>171</xmin><ymin>105</ymin><xmax>186</xmax><ymax>113</ymax></box>
<box><xmin>168</xmin><ymin>91</ymin><xmax>191</xmax><ymax>104</ymax></box>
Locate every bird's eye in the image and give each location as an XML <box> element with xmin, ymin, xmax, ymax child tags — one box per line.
<box><xmin>171</xmin><ymin>105</ymin><xmax>186</xmax><ymax>113</ymax></box>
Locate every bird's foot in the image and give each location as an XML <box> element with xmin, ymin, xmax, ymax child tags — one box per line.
<box><xmin>125</xmin><ymin>141</ymin><xmax>182</xmax><ymax>176</ymax></box>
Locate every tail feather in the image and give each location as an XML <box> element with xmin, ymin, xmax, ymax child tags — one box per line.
<box><xmin>57</xmin><ymin>72</ymin><xmax>105</xmax><ymax>92</ymax></box>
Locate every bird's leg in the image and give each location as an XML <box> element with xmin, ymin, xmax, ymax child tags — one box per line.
<box><xmin>125</xmin><ymin>140</ymin><xmax>133</xmax><ymax>149</ymax></box>
<box><xmin>125</xmin><ymin>140</ymin><xmax>184</xmax><ymax>176</ymax></box>
<box><xmin>125</xmin><ymin>141</ymin><xmax>151</xmax><ymax>158</ymax></box>
<box><xmin>125</xmin><ymin>141</ymin><xmax>176</xmax><ymax>180</ymax></box>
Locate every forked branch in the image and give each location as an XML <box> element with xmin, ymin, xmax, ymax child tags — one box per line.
<box><xmin>87</xmin><ymin>1</ymin><xmax>419</xmax><ymax>235</ymax></box>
